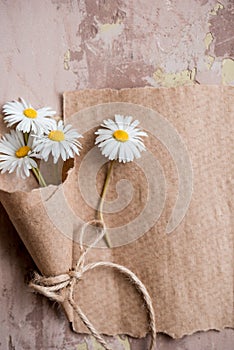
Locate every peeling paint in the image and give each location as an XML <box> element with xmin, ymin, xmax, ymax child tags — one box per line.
<box><xmin>117</xmin><ymin>335</ymin><xmax>131</xmax><ymax>350</ymax></box>
<box><xmin>205</xmin><ymin>55</ymin><xmax>215</xmax><ymax>69</ymax></box>
<box><xmin>152</xmin><ymin>67</ymin><xmax>196</xmax><ymax>87</ymax></box>
<box><xmin>99</xmin><ymin>21</ymin><xmax>122</xmax><ymax>34</ymax></box>
<box><xmin>64</xmin><ymin>50</ymin><xmax>70</xmax><ymax>70</ymax></box>
<box><xmin>90</xmin><ymin>337</ymin><xmax>107</xmax><ymax>350</ymax></box>
<box><xmin>204</xmin><ymin>32</ymin><xmax>214</xmax><ymax>50</ymax></box>
<box><xmin>95</xmin><ymin>20</ymin><xmax>124</xmax><ymax>47</ymax></box>
<box><xmin>209</xmin><ymin>2</ymin><xmax>234</xmax><ymax>57</ymax></box>
<box><xmin>209</xmin><ymin>2</ymin><xmax>224</xmax><ymax>15</ymax></box>
<box><xmin>77</xmin><ymin>342</ymin><xmax>88</xmax><ymax>350</ymax></box>
<box><xmin>70</xmin><ymin>49</ymin><xmax>84</xmax><ymax>62</ymax></box>
<box><xmin>85</xmin><ymin>336</ymin><xmax>130</xmax><ymax>350</ymax></box>
<box><xmin>222</xmin><ymin>58</ymin><xmax>234</xmax><ymax>84</ymax></box>
<box><xmin>1</xmin><ymin>0</ymin><xmax>234</xmax><ymax>348</ymax></box>
<box><xmin>204</xmin><ymin>30</ymin><xmax>215</xmax><ymax>70</ymax></box>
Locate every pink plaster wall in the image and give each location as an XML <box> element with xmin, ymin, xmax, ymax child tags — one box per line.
<box><xmin>0</xmin><ymin>1</ymin><xmax>233</xmax><ymax>349</ymax></box>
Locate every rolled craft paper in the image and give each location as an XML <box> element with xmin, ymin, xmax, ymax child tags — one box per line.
<box><xmin>0</xmin><ymin>86</ymin><xmax>233</xmax><ymax>338</ymax></box>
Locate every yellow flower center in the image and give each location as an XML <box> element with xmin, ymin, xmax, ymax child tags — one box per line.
<box><xmin>15</xmin><ymin>145</ymin><xmax>31</xmax><ymax>158</ymax></box>
<box><xmin>23</xmin><ymin>108</ymin><xmax>37</xmax><ymax>119</ymax></box>
<box><xmin>113</xmin><ymin>129</ymin><xmax>129</xmax><ymax>142</ymax></box>
<box><xmin>48</xmin><ymin>130</ymin><xmax>65</xmax><ymax>142</ymax></box>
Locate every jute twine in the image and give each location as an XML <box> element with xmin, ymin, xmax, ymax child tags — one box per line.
<box><xmin>29</xmin><ymin>220</ymin><xmax>156</xmax><ymax>350</ymax></box>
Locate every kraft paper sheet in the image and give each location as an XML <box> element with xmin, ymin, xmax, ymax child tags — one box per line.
<box><xmin>0</xmin><ymin>85</ymin><xmax>233</xmax><ymax>338</ymax></box>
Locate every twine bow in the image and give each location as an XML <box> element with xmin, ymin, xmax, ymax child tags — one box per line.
<box><xmin>29</xmin><ymin>220</ymin><xmax>156</xmax><ymax>350</ymax></box>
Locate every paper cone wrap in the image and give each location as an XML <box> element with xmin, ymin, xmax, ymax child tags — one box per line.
<box><xmin>0</xmin><ymin>85</ymin><xmax>233</xmax><ymax>338</ymax></box>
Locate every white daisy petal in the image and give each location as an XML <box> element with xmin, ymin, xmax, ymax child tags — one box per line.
<box><xmin>95</xmin><ymin>134</ymin><xmax>112</xmax><ymax>144</ymax></box>
<box><xmin>0</xmin><ymin>130</ymin><xmax>38</xmax><ymax>179</ymax></box>
<box><xmin>129</xmin><ymin>129</ymin><xmax>148</xmax><ymax>138</ymax></box>
<box><xmin>127</xmin><ymin>141</ymin><xmax>141</xmax><ymax>159</ymax></box>
<box><xmin>108</xmin><ymin>142</ymin><xmax>120</xmax><ymax>160</ymax></box>
<box><xmin>118</xmin><ymin>143</ymin><xmax>126</xmax><ymax>162</ymax></box>
<box><xmin>52</xmin><ymin>143</ymin><xmax>60</xmax><ymax>163</ymax></box>
<box><xmin>2</xmin><ymin>98</ymin><xmax>56</xmax><ymax>134</ymax></box>
<box><xmin>95</xmin><ymin>114</ymin><xmax>147</xmax><ymax>163</ymax></box>
<box><xmin>101</xmin><ymin>139</ymin><xmax>117</xmax><ymax>157</ymax></box>
<box><xmin>30</xmin><ymin>159</ymin><xmax>38</xmax><ymax>169</ymax></box>
<box><xmin>98</xmin><ymin>138</ymin><xmax>115</xmax><ymax>149</ymax></box>
<box><xmin>127</xmin><ymin>119</ymin><xmax>139</xmax><ymax>129</ymax></box>
<box><xmin>95</xmin><ymin>129</ymin><xmax>113</xmax><ymax>136</ymax></box>
<box><xmin>33</xmin><ymin>120</ymin><xmax>82</xmax><ymax>163</ymax></box>
<box><xmin>69</xmin><ymin>143</ymin><xmax>79</xmax><ymax>155</ymax></box>
<box><xmin>59</xmin><ymin>143</ymin><xmax>67</xmax><ymax>161</ymax></box>
<box><xmin>63</xmin><ymin>124</ymin><xmax>73</xmax><ymax>133</ymax></box>
<box><xmin>101</xmin><ymin>119</ymin><xmax>119</xmax><ymax>131</ymax></box>
<box><xmin>20</xmin><ymin>97</ymin><xmax>29</xmax><ymax>109</ymax></box>
<box><xmin>63</xmin><ymin>141</ymin><xmax>74</xmax><ymax>157</ymax></box>
<box><xmin>114</xmin><ymin>114</ymin><xmax>125</xmax><ymax>129</ymax></box>
<box><xmin>124</xmin><ymin>142</ymin><xmax>134</xmax><ymax>162</ymax></box>
<box><xmin>132</xmin><ymin>139</ymin><xmax>146</xmax><ymax>151</ymax></box>
<box><xmin>37</xmin><ymin>107</ymin><xmax>56</xmax><ymax>117</ymax></box>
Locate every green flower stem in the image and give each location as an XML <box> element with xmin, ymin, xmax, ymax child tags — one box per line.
<box><xmin>54</xmin><ymin>160</ymin><xmax>61</xmax><ymax>185</ymax></box>
<box><xmin>37</xmin><ymin>169</ymin><xmax>47</xmax><ymax>187</ymax></box>
<box><xmin>97</xmin><ymin>160</ymin><xmax>114</xmax><ymax>248</ymax></box>
<box><xmin>22</xmin><ymin>133</ymin><xmax>47</xmax><ymax>187</ymax></box>
<box><xmin>31</xmin><ymin>167</ymin><xmax>47</xmax><ymax>187</ymax></box>
<box><xmin>23</xmin><ymin>132</ymin><xmax>29</xmax><ymax>144</ymax></box>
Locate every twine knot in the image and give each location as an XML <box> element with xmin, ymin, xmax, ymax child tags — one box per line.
<box><xmin>68</xmin><ymin>269</ymin><xmax>81</xmax><ymax>279</ymax></box>
<box><xmin>29</xmin><ymin>220</ymin><xmax>156</xmax><ymax>350</ymax></box>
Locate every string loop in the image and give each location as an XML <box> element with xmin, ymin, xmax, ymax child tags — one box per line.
<box><xmin>29</xmin><ymin>220</ymin><xmax>156</xmax><ymax>350</ymax></box>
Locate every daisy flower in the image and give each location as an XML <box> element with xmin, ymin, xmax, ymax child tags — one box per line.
<box><xmin>95</xmin><ymin>114</ymin><xmax>148</xmax><ymax>163</ymax></box>
<box><xmin>0</xmin><ymin>130</ymin><xmax>38</xmax><ymax>179</ymax></box>
<box><xmin>33</xmin><ymin>120</ymin><xmax>83</xmax><ymax>163</ymax></box>
<box><xmin>2</xmin><ymin>98</ymin><xmax>56</xmax><ymax>134</ymax></box>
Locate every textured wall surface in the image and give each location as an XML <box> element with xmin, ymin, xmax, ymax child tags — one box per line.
<box><xmin>0</xmin><ymin>0</ymin><xmax>233</xmax><ymax>349</ymax></box>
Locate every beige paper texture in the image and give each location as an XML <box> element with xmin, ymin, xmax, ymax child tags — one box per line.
<box><xmin>0</xmin><ymin>86</ymin><xmax>233</xmax><ymax>338</ymax></box>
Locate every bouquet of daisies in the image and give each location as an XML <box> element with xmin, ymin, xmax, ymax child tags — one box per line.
<box><xmin>0</xmin><ymin>98</ymin><xmax>150</xmax><ymax>344</ymax></box>
<box><xmin>0</xmin><ymin>98</ymin><xmax>82</xmax><ymax>184</ymax></box>
<box><xmin>0</xmin><ymin>98</ymin><xmax>87</xmax><ymax>324</ymax></box>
